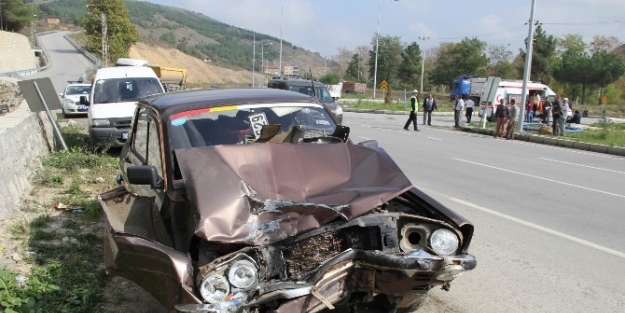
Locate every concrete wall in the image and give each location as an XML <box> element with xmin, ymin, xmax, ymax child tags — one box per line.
<box><xmin>0</xmin><ymin>31</ymin><xmax>37</xmax><ymax>73</ymax></box>
<box><xmin>0</xmin><ymin>101</ymin><xmax>49</xmax><ymax>220</ymax></box>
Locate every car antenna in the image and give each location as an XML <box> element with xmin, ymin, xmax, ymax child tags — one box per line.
<box><xmin>309</xmin><ymin>69</ymin><xmax>316</xmax><ymax>98</ymax></box>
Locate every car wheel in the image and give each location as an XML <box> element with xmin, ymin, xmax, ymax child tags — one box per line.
<box><xmin>62</xmin><ymin>108</ymin><xmax>68</xmax><ymax>118</ymax></box>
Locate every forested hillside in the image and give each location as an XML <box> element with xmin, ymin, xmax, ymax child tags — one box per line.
<box><xmin>36</xmin><ymin>0</ymin><xmax>328</xmax><ymax>72</ymax></box>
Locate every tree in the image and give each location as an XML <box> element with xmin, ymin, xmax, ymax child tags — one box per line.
<box><xmin>553</xmin><ymin>50</ymin><xmax>593</xmax><ymax>104</ymax></box>
<box><xmin>397</xmin><ymin>42</ymin><xmax>422</xmax><ymax>89</ymax></box>
<box><xmin>345</xmin><ymin>54</ymin><xmax>363</xmax><ymax>82</ymax></box>
<box><xmin>333</xmin><ymin>47</ymin><xmax>352</xmax><ymax>78</ymax></box>
<box><xmin>519</xmin><ymin>25</ymin><xmax>557</xmax><ymax>83</ymax></box>
<box><xmin>557</xmin><ymin>34</ymin><xmax>586</xmax><ymax>55</ymax></box>
<box><xmin>590</xmin><ymin>51</ymin><xmax>625</xmax><ymax>104</ymax></box>
<box><xmin>429</xmin><ymin>38</ymin><xmax>488</xmax><ymax>88</ymax></box>
<box><xmin>0</xmin><ymin>0</ymin><xmax>34</xmax><ymax>31</ymax></box>
<box><xmin>160</xmin><ymin>31</ymin><xmax>176</xmax><ymax>47</ymax></box>
<box><xmin>81</xmin><ymin>0</ymin><xmax>139</xmax><ymax>64</ymax></box>
<box><xmin>319</xmin><ymin>73</ymin><xmax>340</xmax><ymax>85</ymax></box>
<box><xmin>368</xmin><ymin>35</ymin><xmax>403</xmax><ymax>103</ymax></box>
<box><xmin>487</xmin><ymin>44</ymin><xmax>517</xmax><ymax>79</ymax></box>
<box><xmin>589</xmin><ymin>35</ymin><xmax>620</xmax><ymax>54</ymax></box>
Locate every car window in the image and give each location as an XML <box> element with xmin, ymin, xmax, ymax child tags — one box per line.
<box><xmin>93</xmin><ymin>78</ymin><xmax>162</xmax><ymax>104</ymax></box>
<box><xmin>169</xmin><ymin>103</ymin><xmax>337</xmax><ymax>150</ymax></box>
<box><xmin>132</xmin><ymin>111</ymin><xmax>149</xmax><ymax>163</ymax></box>
<box><xmin>147</xmin><ymin>120</ymin><xmax>163</xmax><ymax>177</ymax></box>
<box><xmin>65</xmin><ymin>85</ymin><xmax>91</xmax><ymax>95</ymax></box>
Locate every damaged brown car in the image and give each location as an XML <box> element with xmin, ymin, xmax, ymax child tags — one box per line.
<box><xmin>99</xmin><ymin>88</ymin><xmax>476</xmax><ymax>313</ymax></box>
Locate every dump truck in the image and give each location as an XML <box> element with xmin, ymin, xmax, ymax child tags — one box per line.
<box><xmin>149</xmin><ymin>66</ymin><xmax>188</xmax><ymax>92</ymax></box>
<box><xmin>342</xmin><ymin>81</ymin><xmax>367</xmax><ymax>94</ymax></box>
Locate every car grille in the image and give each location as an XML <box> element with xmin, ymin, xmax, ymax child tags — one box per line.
<box><xmin>281</xmin><ymin>226</ymin><xmax>382</xmax><ymax>278</ymax></box>
<box><xmin>110</xmin><ymin>118</ymin><xmax>132</xmax><ymax>130</ymax></box>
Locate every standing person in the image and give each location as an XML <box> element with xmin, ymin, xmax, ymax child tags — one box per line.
<box><xmin>464</xmin><ymin>97</ymin><xmax>475</xmax><ymax>123</ymax></box>
<box><xmin>526</xmin><ymin>99</ymin><xmax>535</xmax><ymax>123</ymax></box>
<box><xmin>560</xmin><ymin>97</ymin><xmax>569</xmax><ymax>136</ymax></box>
<box><xmin>403</xmin><ymin>89</ymin><xmax>419</xmax><ymax>131</ymax></box>
<box><xmin>551</xmin><ymin>95</ymin><xmax>562</xmax><ymax>135</ymax></box>
<box><xmin>505</xmin><ymin>99</ymin><xmax>519</xmax><ymax>140</ymax></box>
<box><xmin>493</xmin><ymin>99</ymin><xmax>509</xmax><ymax>138</ymax></box>
<box><xmin>422</xmin><ymin>93</ymin><xmax>437</xmax><ymax>125</ymax></box>
<box><xmin>542</xmin><ymin>98</ymin><xmax>552</xmax><ymax>124</ymax></box>
<box><xmin>454</xmin><ymin>95</ymin><xmax>464</xmax><ymax>128</ymax></box>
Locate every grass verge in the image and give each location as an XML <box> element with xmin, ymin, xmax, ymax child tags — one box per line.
<box><xmin>565</xmin><ymin>122</ymin><xmax>625</xmax><ymax>147</ymax></box>
<box><xmin>0</xmin><ymin>125</ymin><xmax>118</xmax><ymax>313</ymax></box>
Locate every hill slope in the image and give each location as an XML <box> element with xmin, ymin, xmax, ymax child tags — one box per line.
<box><xmin>36</xmin><ymin>0</ymin><xmax>332</xmax><ymax>81</ymax></box>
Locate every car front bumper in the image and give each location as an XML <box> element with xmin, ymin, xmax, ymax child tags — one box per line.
<box><xmin>175</xmin><ymin>249</ymin><xmax>476</xmax><ymax>313</ymax></box>
<box><xmin>89</xmin><ymin>127</ymin><xmax>129</xmax><ymax>148</ymax></box>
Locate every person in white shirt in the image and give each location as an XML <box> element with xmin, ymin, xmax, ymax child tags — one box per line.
<box><xmin>454</xmin><ymin>95</ymin><xmax>464</xmax><ymax>128</ymax></box>
<box><xmin>464</xmin><ymin>97</ymin><xmax>475</xmax><ymax>123</ymax></box>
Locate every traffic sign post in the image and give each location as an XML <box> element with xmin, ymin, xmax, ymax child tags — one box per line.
<box><xmin>601</xmin><ymin>95</ymin><xmax>608</xmax><ymax>122</ymax></box>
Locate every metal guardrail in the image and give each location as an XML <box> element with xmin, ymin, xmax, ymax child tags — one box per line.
<box><xmin>64</xmin><ymin>34</ymin><xmax>101</xmax><ymax>67</ymax></box>
<box><xmin>0</xmin><ymin>33</ymin><xmax>50</xmax><ymax>78</ymax></box>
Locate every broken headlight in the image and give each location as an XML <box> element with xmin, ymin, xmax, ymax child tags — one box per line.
<box><xmin>199</xmin><ymin>274</ymin><xmax>230</xmax><ymax>303</ymax></box>
<box><xmin>198</xmin><ymin>253</ymin><xmax>259</xmax><ymax>304</ymax></box>
<box><xmin>430</xmin><ymin>228</ymin><xmax>459</xmax><ymax>256</ymax></box>
<box><xmin>227</xmin><ymin>259</ymin><xmax>257</xmax><ymax>289</ymax></box>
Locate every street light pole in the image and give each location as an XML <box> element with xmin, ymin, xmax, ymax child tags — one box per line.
<box><xmin>417</xmin><ymin>37</ymin><xmax>429</xmax><ymax>93</ymax></box>
<box><xmin>372</xmin><ymin>0</ymin><xmax>398</xmax><ymax>99</ymax></box>
<box><xmin>279</xmin><ymin>0</ymin><xmax>283</xmax><ymax>77</ymax></box>
<box><xmin>517</xmin><ymin>0</ymin><xmax>537</xmax><ymax>132</ymax></box>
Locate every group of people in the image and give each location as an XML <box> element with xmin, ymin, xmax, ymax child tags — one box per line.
<box><xmin>404</xmin><ymin>90</ymin><xmax>476</xmax><ymax>131</ymax></box>
<box><xmin>403</xmin><ymin>89</ymin><xmax>439</xmax><ymax>131</ymax></box>
<box><xmin>492</xmin><ymin>99</ymin><xmax>520</xmax><ymax>140</ymax></box>
<box><xmin>402</xmin><ymin>90</ymin><xmax>582</xmax><ymax>137</ymax></box>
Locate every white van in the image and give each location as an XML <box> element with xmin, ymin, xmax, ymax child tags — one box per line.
<box><xmin>80</xmin><ymin>66</ymin><xmax>164</xmax><ymax>148</ymax></box>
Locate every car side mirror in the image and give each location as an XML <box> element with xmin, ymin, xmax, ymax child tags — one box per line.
<box><xmin>79</xmin><ymin>96</ymin><xmax>89</xmax><ymax>105</ymax></box>
<box><xmin>127</xmin><ymin>165</ymin><xmax>163</xmax><ymax>189</ymax></box>
<box><xmin>358</xmin><ymin>140</ymin><xmax>378</xmax><ymax>148</ymax></box>
<box><xmin>58</xmin><ymin>93</ymin><xmax>64</xmax><ymax>97</ymax></box>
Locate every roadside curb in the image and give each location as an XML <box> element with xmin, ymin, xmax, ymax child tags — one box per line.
<box><xmin>459</xmin><ymin>126</ymin><xmax>625</xmax><ymax>157</ymax></box>
<box><xmin>343</xmin><ymin>109</ymin><xmax>624</xmax><ymax>157</ymax></box>
<box><xmin>344</xmin><ymin>108</ymin><xmax>454</xmax><ymax>116</ymax></box>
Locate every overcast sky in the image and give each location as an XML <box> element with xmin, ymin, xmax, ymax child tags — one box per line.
<box><xmin>147</xmin><ymin>0</ymin><xmax>625</xmax><ymax>57</ymax></box>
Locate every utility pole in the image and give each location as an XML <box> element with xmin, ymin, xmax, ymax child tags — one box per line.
<box><xmin>252</xmin><ymin>31</ymin><xmax>256</xmax><ymax>88</ymax></box>
<box><xmin>279</xmin><ymin>0</ymin><xmax>283</xmax><ymax>77</ymax></box>
<box><xmin>517</xmin><ymin>0</ymin><xmax>537</xmax><ymax>132</ymax></box>
<box><xmin>417</xmin><ymin>37</ymin><xmax>430</xmax><ymax>93</ymax></box>
<box><xmin>101</xmin><ymin>13</ymin><xmax>108</xmax><ymax>67</ymax></box>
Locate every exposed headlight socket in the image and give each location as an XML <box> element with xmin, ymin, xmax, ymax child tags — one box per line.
<box><xmin>399</xmin><ymin>224</ymin><xmax>430</xmax><ymax>253</ymax></box>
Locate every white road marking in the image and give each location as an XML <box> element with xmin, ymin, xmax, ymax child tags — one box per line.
<box><xmin>539</xmin><ymin>157</ymin><xmax>625</xmax><ymax>175</ymax></box>
<box><xmin>449</xmin><ymin>197</ymin><xmax>625</xmax><ymax>260</ymax></box>
<box><xmin>359</xmin><ymin>136</ymin><xmax>374</xmax><ymax>141</ymax></box>
<box><xmin>427</xmin><ymin>137</ymin><xmax>442</xmax><ymax>141</ymax></box>
<box><xmin>454</xmin><ymin>158</ymin><xmax>625</xmax><ymax>199</ymax></box>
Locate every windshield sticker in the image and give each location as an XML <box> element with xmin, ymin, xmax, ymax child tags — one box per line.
<box><xmin>315</xmin><ymin>119</ymin><xmax>331</xmax><ymax>126</ymax></box>
<box><xmin>95</xmin><ymin>80</ymin><xmax>105</xmax><ymax>85</ymax></box>
<box><xmin>171</xmin><ymin>118</ymin><xmax>187</xmax><ymax>126</ymax></box>
<box><xmin>248</xmin><ymin>112</ymin><xmax>269</xmax><ymax>139</ymax></box>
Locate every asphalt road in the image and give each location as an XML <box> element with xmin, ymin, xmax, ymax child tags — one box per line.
<box><xmin>344</xmin><ymin>112</ymin><xmax>625</xmax><ymax>312</ymax></box>
<box><xmin>33</xmin><ymin>32</ymin><xmax>625</xmax><ymax>312</ymax></box>
<box><xmin>29</xmin><ymin>31</ymin><xmax>96</xmax><ymax>95</ymax></box>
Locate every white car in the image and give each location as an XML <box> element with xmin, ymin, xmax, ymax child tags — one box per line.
<box><xmin>59</xmin><ymin>83</ymin><xmax>91</xmax><ymax>116</ymax></box>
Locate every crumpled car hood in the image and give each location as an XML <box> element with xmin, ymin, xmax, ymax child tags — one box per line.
<box><xmin>174</xmin><ymin>143</ymin><xmax>413</xmax><ymax>245</ymax></box>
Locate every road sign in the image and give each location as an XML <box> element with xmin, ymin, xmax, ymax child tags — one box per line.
<box><xmin>601</xmin><ymin>95</ymin><xmax>608</xmax><ymax>104</ymax></box>
<box><xmin>380</xmin><ymin>80</ymin><xmax>388</xmax><ymax>90</ymax></box>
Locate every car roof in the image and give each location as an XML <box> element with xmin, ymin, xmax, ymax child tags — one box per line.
<box><xmin>93</xmin><ymin>66</ymin><xmax>157</xmax><ymax>80</ymax></box>
<box><xmin>139</xmin><ymin>88</ymin><xmax>324</xmax><ymax>118</ymax></box>
<box><xmin>66</xmin><ymin>83</ymin><xmax>91</xmax><ymax>87</ymax></box>
<box><xmin>268</xmin><ymin>77</ymin><xmax>327</xmax><ymax>87</ymax></box>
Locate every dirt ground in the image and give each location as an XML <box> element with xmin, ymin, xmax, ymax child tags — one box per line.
<box><xmin>128</xmin><ymin>42</ymin><xmax>264</xmax><ymax>87</ymax></box>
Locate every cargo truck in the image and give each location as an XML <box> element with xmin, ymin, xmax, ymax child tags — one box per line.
<box><xmin>149</xmin><ymin>66</ymin><xmax>188</xmax><ymax>92</ymax></box>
